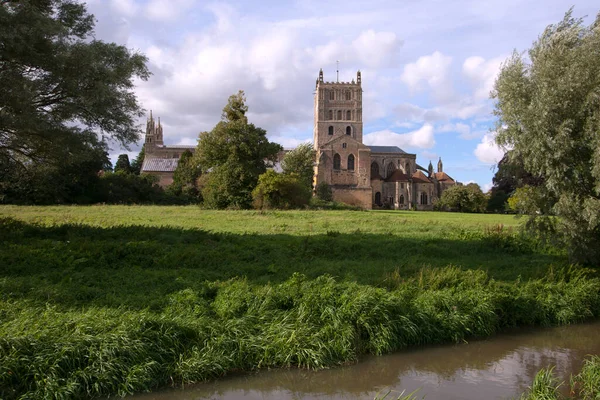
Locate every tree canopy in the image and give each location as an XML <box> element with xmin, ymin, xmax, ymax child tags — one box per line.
<box><xmin>0</xmin><ymin>0</ymin><xmax>149</xmax><ymax>169</ymax></box>
<box><xmin>281</xmin><ymin>143</ymin><xmax>316</xmax><ymax>190</ymax></box>
<box><xmin>493</xmin><ymin>9</ymin><xmax>600</xmax><ymax>263</ymax></box>
<box><xmin>435</xmin><ymin>183</ymin><xmax>487</xmax><ymax>213</ymax></box>
<box><xmin>114</xmin><ymin>154</ymin><xmax>132</xmax><ymax>174</ymax></box>
<box><xmin>194</xmin><ymin>91</ymin><xmax>282</xmax><ymax>208</ymax></box>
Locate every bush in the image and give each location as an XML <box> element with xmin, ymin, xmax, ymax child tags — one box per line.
<box><xmin>252</xmin><ymin>170</ymin><xmax>311</xmax><ymax>209</ymax></box>
<box><xmin>315</xmin><ymin>182</ymin><xmax>333</xmax><ymax>201</ymax></box>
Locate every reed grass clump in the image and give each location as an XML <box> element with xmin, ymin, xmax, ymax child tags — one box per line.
<box><xmin>2</xmin><ymin>267</ymin><xmax>600</xmax><ymax>399</ymax></box>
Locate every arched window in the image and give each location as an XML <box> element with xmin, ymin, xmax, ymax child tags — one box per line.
<box><xmin>337</xmin><ymin>110</ymin><xmax>342</xmax><ymax>120</ymax></box>
<box><xmin>346</xmin><ymin>110</ymin><xmax>351</xmax><ymax>120</ymax></box>
<box><xmin>399</xmin><ymin>195</ymin><xmax>405</xmax><ymax>205</ymax></box>
<box><xmin>345</xmin><ymin>91</ymin><xmax>351</xmax><ymax>100</ymax></box>
<box><xmin>346</xmin><ymin>126</ymin><xmax>351</xmax><ymax>135</ymax></box>
<box><xmin>328</xmin><ymin>126</ymin><xmax>334</xmax><ymax>135</ymax></box>
<box><xmin>405</xmin><ymin>162</ymin><xmax>410</xmax><ymax>174</ymax></box>
<box><xmin>329</xmin><ymin>91</ymin><xmax>335</xmax><ymax>100</ymax></box>
<box><xmin>375</xmin><ymin>192</ymin><xmax>381</xmax><ymax>206</ymax></box>
<box><xmin>328</xmin><ymin>110</ymin><xmax>333</xmax><ymax>120</ymax></box>
<box><xmin>371</xmin><ymin>161</ymin><xmax>379</xmax><ymax>177</ymax></box>
<box><xmin>333</xmin><ymin>153</ymin><xmax>341</xmax><ymax>170</ymax></box>
<box><xmin>420</xmin><ymin>192</ymin><xmax>428</xmax><ymax>205</ymax></box>
<box><xmin>386</xmin><ymin>163</ymin><xmax>396</xmax><ymax>178</ymax></box>
<box><xmin>347</xmin><ymin>154</ymin><xmax>355</xmax><ymax>171</ymax></box>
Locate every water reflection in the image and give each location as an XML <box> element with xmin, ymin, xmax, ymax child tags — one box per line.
<box><xmin>130</xmin><ymin>322</ymin><xmax>600</xmax><ymax>400</ymax></box>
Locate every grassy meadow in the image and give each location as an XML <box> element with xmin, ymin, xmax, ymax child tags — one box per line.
<box><xmin>1</xmin><ymin>205</ymin><xmax>599</xmax><ymax>399</ymax></box>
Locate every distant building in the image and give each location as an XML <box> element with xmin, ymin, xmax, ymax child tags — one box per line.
<box><xmin>142</xmin><ymin>70</ymin><xmax>458</xmax><ymax>208</ymax></box>
<box><xmin>312</xmin><ymin>69</ymin><xmax>457</xmax><ymax>209</ymax></box>
<box><xmin>140</xmin><ymin>112</ymin><xmax>195</xmax><ymax>187</ymax></box>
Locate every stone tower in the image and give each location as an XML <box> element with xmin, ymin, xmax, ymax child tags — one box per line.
<box><xmin>313</xmin><ymin>69</ymin><xmax>363</xmax><ymax>149</ymax></box>
<box><xmin>144</xmin><ymin>111</ymin><xmax>163</xmax><ymax>154</ymax></box>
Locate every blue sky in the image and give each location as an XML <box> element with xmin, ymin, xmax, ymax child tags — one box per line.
<box><xmin>85</xmin><ymin>0</ymin><xmax>598</xmax><ymax>190</ymax></box>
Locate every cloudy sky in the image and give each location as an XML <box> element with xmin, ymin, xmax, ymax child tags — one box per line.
<box><xmin>85</xmin><ymin>0</ymin><xmax>598</xmax><ymax>190</ymax></box>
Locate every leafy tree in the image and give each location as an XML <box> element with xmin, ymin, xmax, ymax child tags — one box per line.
<box><xmin>170</xmin><ymin>150</ymin><xmax>201</xmax><ymax>198</ymax></box>
<box><xmin>0</xmin><ymin>0</ymin><xmax>149</xmax><ymax>171</ymax></box>
<box><xmin>493</xmin><ymin>9</ymin><xmax>600</xmax><ymax>263</ymax></box>
<box><xmin>194</xmin><ymin>91</ymin><xmax>282</xmax><ymax>209</ymax></box>
<box><xmin>252</xmin><ymin>170</ymin><xmax>311</xmax><ymax>209</ymax></box>
<box><xmin>114</xmin><ymin>154</ymin><xmax>132</xmax><ymax>174</ymax></box>
<box><xmin>281</xmin><ymin>143</ymin><xmax>315</xmax><ymax>190</ymax></box>
<box><xmin>435</xmin><ymin>183</ymin><xmax>487</xmax><ymax>213</ymax></box>
<box><xmin>130</xmin><ymin>148</ymin><xmax>145</xmax><ymax>175</ymax></box>
<box><xmin>315</xmin><ymin>182</ymin><xmax>333</xmax><ymax>202</ymax></box>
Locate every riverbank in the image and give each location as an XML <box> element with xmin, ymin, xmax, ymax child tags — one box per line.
<box><xmin>0</xmin><ymin>207</ymin><xmax>597</xmax><ymax>399</ymax></box>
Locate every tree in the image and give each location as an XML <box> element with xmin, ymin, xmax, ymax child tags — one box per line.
<box><xmin>493</xmin><ymin>9</ymin><xmax>600</xmax><ymax>263</ymax></box>
<box><xmin>435</xmin><ymin>183</ymin><xmax>487</xmax><ymax>213</ymax></box>
<box><xmin>170</xmin><ymin>150</ymin><xmax>201</xmax><ymax>197</ymax></box>
<box><xmin>252</xmin><ymin>170</ymin><xmax>311</xmax><ymax>209</ymax></box>
<box><xmin>194</xmin><ymin>91</ymin><xmax>282</xmax><ymax>209</ymax></box>
<box><xmin>114</xmin><ymin>154</ymin><xmax>132</xmax><ymax>174</ymax></box>
<box><xmin>130</xmin><ymin>148</ymin><xmax>145</xmax><ymax>175</ymax></box>
<box><xmin>281</xmin><ymin>143</ymin><xmax>316</xmax><ymax>190</ymax></box>
<box><xmin>0</xmin><ymin>0</ymin><xmax>149</xmax><ymax>172</ymax></box>
<box><xmin>315</xmin><ymin>182</ymin><xmax>333</xmax><ymax>202</ymax></box>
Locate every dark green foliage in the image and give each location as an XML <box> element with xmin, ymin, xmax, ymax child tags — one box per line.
<box><xmin>195</xmin><ymin>91</ymin><xmax>282</xmax><ymax>209</ymax></box>
<box><xmin>281</xmin><ymin>143</ymin><xmax>316</xmax><ymax>190</ymax></box>
<box><xmin>94</xmin><ymin>171</ymin><xmax>166</xmax><ymax>204</ymax></box>
<box><xmin>0</xmin><ymin>0</ymin><xmax>149</xmax><ymax>168</ymax></box>
<box><xmin>0</xmin><ymin>137</ymin><xmax>110</xmax><ymax>204</ymax></box>
<box><xmin>252</xmin><ymin>170</ymin><xmax>311</xmax><ymax>209</ymax></box>
<box><xmin>315</xmin><ymin>181</ymin><xmax>333</xmax><ymax>201</ymax></box>
<box><xmin>169</xmin><ymin>150</ymin><xmax>201</xmax><ymax>199</ymax></box>
<box><xmin>493</xmin><ymin>9</ymin><xmax>600</xmax><ymax>264</ymax></box>
<box><xmin>114</xmin><ymin>154</ymin><xmax>132</xmax><ymax>174</ymax></box>
<box><xmin>130</xmin><ymin>148</ymin><xmax>145</xmax><ymax>175</ymax></box>
<box><xmin>435</xmin><ymin>183</ymin><xmax>487</xmax><ymax>213</ymax></box>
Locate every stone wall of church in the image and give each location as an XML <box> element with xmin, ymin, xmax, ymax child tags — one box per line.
<box><xmin>332</xmin><ymin>187</ymin><xmax>372</xmax><ymax>209</ymax></box>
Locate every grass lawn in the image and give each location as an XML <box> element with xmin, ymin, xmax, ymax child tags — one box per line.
<box><xmin>0</xmin><ymin>206</ymin><xmax>564</xmax><ymax>310</ymax></box>
<box><xmin>4</xmin><ymin>205</ymin><xmax>595</xmax><ymax>400</ymax></box>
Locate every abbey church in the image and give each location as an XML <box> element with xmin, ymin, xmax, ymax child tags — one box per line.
<box><xmin>142</xmin><ymin>69</ymin><xmax>458</xmax><ymax>209</ymax></box>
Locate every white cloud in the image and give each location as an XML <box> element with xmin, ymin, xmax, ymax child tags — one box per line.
<box><xmin>110</xmin><ymin>0</ymin><xmax>138</xmax><ymax>17</ymax></box>
<box><xmin>401</xmin><ymin>51</ymin><xmax>454</xmax><ymax>103</ymax></box>
<box><xmin>145</xmin><ymin>0</ymin><xmax>196</xmax><ymax>22</ymax></box>
<box><xmin>462</xmin><ymin>56</ymin><xmax>505</xmax><ymax>101</ymax></box>
<box><xmin>352</xmin><ymin>30</ymin><xmax>402</xmax><ymax>67</ymax></box>
<box><xmin>474</xmin><ymin>132</ymin><xmax>505</xmax><ymax>164</ymax></box>
<box><xmin>364</xmin><ymin>124</ymin><xmax>435</xmax><ymax>149</ymax></box>
<box><xmin>482</xmin><ymin>182</ymin><xmax>494</xmax><ymax>192</ymax></box>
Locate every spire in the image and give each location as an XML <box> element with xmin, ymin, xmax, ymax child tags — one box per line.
<box><xmin>428</xmin><ymin>160</ymin><xmax>434</xmax><ymax>177</ymax></box>
<box><xmin>319</xmin><ymin>68</ymin><xmax>323</xmax><ymax>83</ymax></box>
<box><xmin>357</xmin><ymin>70</ymin><xmax>361</xmax><ymax>85</ymax></box>
<box><xmin>437</xmin><ymin>157</ymin><xmax>443</xmax><ymax>173</ymax></box>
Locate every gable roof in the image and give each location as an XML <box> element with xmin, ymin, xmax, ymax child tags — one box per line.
<box><xmin>142</xmin><ymin>158</ymin><xmax>179</xmax><ymax>172</ymax></box>
<box><xmin>385</xmin><ymin>169</ymin><xmax>410</xmax><ymax>182</ymax></box>
<box><xmin>368</xmin><ymin>145</ymin><xmax>407</xmax><ymax>154</ymax></box>
<box><xmin>434</xmin><ymin>171</ymin><xmax>455</xmax><ymax>182</ymax></box>
<box><xmin>412</xmin><ymin>170</ymin><xmax>432</xmax><ymax>183</ymax></box>
<box><xmin>320</xmin><ymin>134</ymin><xmax>370</xmax><ymax>150</ymax></box>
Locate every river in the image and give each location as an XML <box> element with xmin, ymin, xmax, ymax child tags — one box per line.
<box><xmin>130</xmin><ymin>321</ymin><xmax>600</xmax><ymax>400</ymax></box>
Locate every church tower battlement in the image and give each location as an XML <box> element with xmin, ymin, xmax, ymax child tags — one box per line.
<box><xmin>313</xmin><ymin>69</ymin><xmax>363</xmax><ymax>149</ymax></box>
<box><xmin>144</xmin><ymin>111</ymin><xmax>163</xmax><ymax>153</ymax></box>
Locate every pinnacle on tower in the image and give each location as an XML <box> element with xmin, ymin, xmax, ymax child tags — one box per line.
<box><xmin>437</xmin><ymin>157</ymin><xmax>443</xmax><ymax>173</ymax></box>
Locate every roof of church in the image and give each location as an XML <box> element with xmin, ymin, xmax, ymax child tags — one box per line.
<box><xmin>371</xmin><ymin>171</ymin><xmax>384</xmax><ymax>180</ymax></box>
<box><xmin>157</xmin><ymin>145</ymin><xmax>196</xmax><ymax>150</ymax></box>
<box><xmin>142</xmin><ymin>158</ymin><xmax>179</xmax><ymax>172</ymax></box>
<box><xmin>385</xmin><ymin>170</ymin><xmax>410</xmax><ymax>182</ymax></box>
<box><xmin>412</xmin><ymin>170</ymin><xmax>432</xmax><ymax>183</ymax></box>
<box><xmin>368</xmin><ymin>145</ymin><xmax>407</xmax><ymax>154</ymax></box>
<box><xmin>434</xmin><ymin>171</ymin><xmax>455</xmax><ymax>182</ymax></box>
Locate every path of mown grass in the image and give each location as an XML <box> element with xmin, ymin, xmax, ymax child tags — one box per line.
<box><xmin>1</xmin><ymin>206</ymin><xmax>597</xmax><ymax>400</ymax></box>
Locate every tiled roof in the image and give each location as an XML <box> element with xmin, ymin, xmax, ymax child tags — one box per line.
<box><xmin>385</xmin><ymin>170</ymin><xmax>410</xmax><ymax>182</ymax></box>
<box><xmin>368</xmin><ymin>145</ymin><xmax>407</xmax><ymax>154</ymax></box>
<box><xmin>371</xmin><ymin>171</ymin><xmax>384</xmax><ymax>180</ymax></box>
<box><xmin>434</xmin><ymin>172</ymin><xmax>455</xmax><ymax>182</ymax></box>
<box><xmin>412</xmin><ymin>170</ymin><xmax>432</xmax><ymax>183</ymax></box>
<box><xmin>142</xmin><ymin>158</ymin><xmax>179</xmax><ymax>172</ymax></box>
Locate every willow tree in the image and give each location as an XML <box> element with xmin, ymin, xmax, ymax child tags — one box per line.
<box><xmin>493</xmin><ymin>9</ymin><xmax>600</xmax><ymax>263</ymax></box>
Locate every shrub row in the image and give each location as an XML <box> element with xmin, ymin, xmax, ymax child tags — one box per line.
<box><xmin>1</xmin><ymin>267</ymin><xmax>599</xmax><ymax>399</ymax></box>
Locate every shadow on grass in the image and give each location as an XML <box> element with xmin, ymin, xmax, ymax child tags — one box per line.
<box><xmin>0</xmin><ymin>218</ymin><xmax>566</xmax><ymax>310</ymax></box>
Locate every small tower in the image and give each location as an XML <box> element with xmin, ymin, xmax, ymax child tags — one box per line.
<box><xmin>428</xmin><ymin>160</ymin><xmax>434</xmax><ymax>177</ymax></box>
<box><xmin>437</xmin><ymin>157</ymin><xmax>443</xmax><ymax>173</ymax></box>
<box><xmin>144</xmin><ymin>111</ymin><xmax>164</xmax><ymax>154</ymax></box>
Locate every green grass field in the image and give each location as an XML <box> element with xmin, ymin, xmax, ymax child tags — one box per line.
<box><xmin>1</xmin><ymin>206</ymin><xmax>597</xmax><ymax>399</ymax></box>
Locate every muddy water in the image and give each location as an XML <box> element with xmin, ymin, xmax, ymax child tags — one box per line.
<box><xmin>132</xmin><ymin>322</ymin><xmax>600</xmax><ymax>400</ymax></box>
